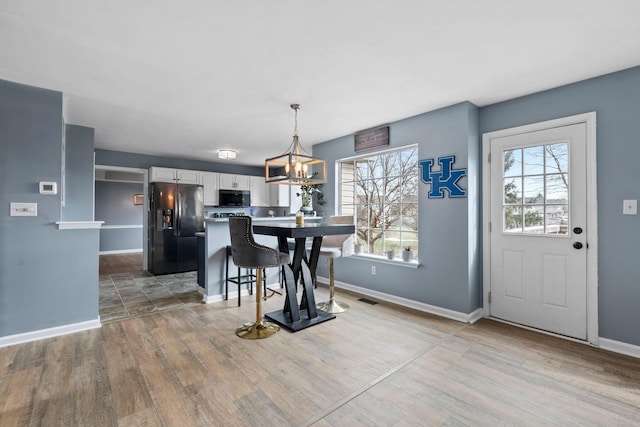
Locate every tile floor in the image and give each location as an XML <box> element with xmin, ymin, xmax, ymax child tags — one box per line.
<box><xmin>99</xmin><ymin>254</ymin><xmax>203</xmax><ymax>323</ymax></box>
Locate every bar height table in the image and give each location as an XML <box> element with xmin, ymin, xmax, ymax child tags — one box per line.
<box><xmin>253</xmin><ymin>221</ymin><xmax>355</xmax><ymax>331</ymax></box>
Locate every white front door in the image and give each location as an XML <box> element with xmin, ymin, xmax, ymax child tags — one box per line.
<box><xmin>488</xmin><ymin>122</ymin><xmax>589</xmax><ymax>339</ymax></box>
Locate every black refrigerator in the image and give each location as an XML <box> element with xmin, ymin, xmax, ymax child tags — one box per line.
<box><xmin>148</xmin><ymin>182</ymin><xmax>204</xmax><ymax>275</ymax></box>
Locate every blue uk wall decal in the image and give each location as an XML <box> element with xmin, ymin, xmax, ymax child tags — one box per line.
<box><xmin>419</xmin><ymin>155</ymin><xmax>467</xmax><ymax>198</ymax></box>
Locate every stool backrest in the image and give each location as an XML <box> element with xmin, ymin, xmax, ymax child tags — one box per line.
<box><xmin>322</xmin><ymin>215</ymin><xmax>354</xmax><ymax>256</ymax></box>
<box><xmin>228</xmin><ymin>216</ymin><xmax>281</xmax><ymax>268</ymax></box>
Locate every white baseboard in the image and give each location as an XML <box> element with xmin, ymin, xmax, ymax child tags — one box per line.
<box><xmin>99</xmin><ymin>249</ymin><xmax>143</xmax><ymax>255</ymax></box>
<box><xmin>0</xmin><ymin>319</ymin><xmax>101</xmax><ymax>349</ymax></box>
<box><xmin>318</xmin><ymin>276</ymin><xmax>482</xmax><ymax>324</ymax></box>
<box><xmin>599</xmin><ymin>338</ymin><xmax>640</xmax><ymax>359</ymax></box>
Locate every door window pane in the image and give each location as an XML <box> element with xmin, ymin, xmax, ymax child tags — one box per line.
<box><xmin>502</xmin><ymin>142</ymin><xmax>570</xmax><ymax>236</ymax></box>
<box><xmin>503</xmin><ymin>149</ymin><xmax>522</xmax><ymax>177</ymax></box>
<box><xmin>545</xmin><ymin>143</ymin><xmax>568</xmax><ymax>173</ymax></box>
<box><xmin>524</xmin><ymin>206</ymin><xmax>545</xmax><ymax>234</ymax></box>
<box><xmin>523</xmin><ymin>146</ymin><xmax>544</xmax><ymax>175</ymax></box>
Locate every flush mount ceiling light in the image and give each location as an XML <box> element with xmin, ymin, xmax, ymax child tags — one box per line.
<box><xmin>218</xmin><ymin>149</ymin><xmax>237</xmax><ymax>160</ymax></box>
<box><xmin>265</xmin><ymin>104</ymin><xmax>326</xmax><ymax>185</ymax></box>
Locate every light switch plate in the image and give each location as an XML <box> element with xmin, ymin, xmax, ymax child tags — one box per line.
<box><xmin>623</xmin><ymin>199</ymin><xmax>637</xmax><ymax>215</ymax></box>
<box><xmin>10</xmin><ymin>202</ymin><xmax>38</xmax><ymax>216</ymax></box>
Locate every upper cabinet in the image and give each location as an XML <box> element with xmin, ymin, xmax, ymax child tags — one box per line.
<box><xmin>250</xmin><ymin>176</ymin><xmax>270</xmax><ymax>207</ymax></box>
<box><xmin>269</xmin><ymin>184</ymin><xmax>290</xmax><ymax>207</ymax></box>
<box><xmin>149</xmin><ymin>167</ymin><xmax>176</xmax><ymax>183</ymax></box>
<box><xmin>201</xmin><ymin>172</ymin><xmax>219</xmax><ymax>206</ymax></box>
<box><xmin>149</xmin><ymin>167</ymin><xmax>199</xmax><ymax>184</ymax></box>
<box><xmin>219</xmin><ymin>173</ymin><xmax>250</xmax><ymax>191</ymax></box>
<box><xmin>175</xmin><ymin>169</ymin><xmax>199</xmax><ymax>184</ymax></box>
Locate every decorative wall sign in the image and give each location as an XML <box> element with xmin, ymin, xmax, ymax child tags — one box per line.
<box><xmin>354</xmin><ymin>126</ymin><xmax>389</xmax><ymax>152</ymax></box>
<box><xmin>133</xmin><ymin>194</ymin><xmax>144</xmax><ymax>205</ymax></box>
<box><xmin>419</xmin><ymin>155</ymin><xmax>467</xmax><ymax>198</ymax></box>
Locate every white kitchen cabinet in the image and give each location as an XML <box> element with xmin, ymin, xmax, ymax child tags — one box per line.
<box><xmin>175</xmin><ymin>168</ymin><xmax>199</xmax><ymax>184</ymax></box>
<box><xmin>149</xmin><ymin>167</ymin><xmax>200</xmax><ymax>184</ymax></box>
<box><xmin>149</xmin><ymin>166</ymin><xmax>176</xmax><ymax>183</ymax></box>
<box><xmin>219</xmin><ymin>173</ymin><xmax>250</xmax><ymax>191</ymax></box>
<box><xmin>201</xmin><ymin>172</ymin><xmax>219</xmax><ymax>206</ymax></box>
<box><xmin>270</xmin><ymin>184</ymin><xmax>291</xmax><ymax>207</ymax></box>
<box><xmin>250</xmin><ymin>176</ymin><xmax>270</xmax><ymax>206</ymax></box>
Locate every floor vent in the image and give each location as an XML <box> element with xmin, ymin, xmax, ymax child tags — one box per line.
<box><xmin>358</xmin><ymin>298</ymin><xmax>378</xmax><ymax>305</ymax></box>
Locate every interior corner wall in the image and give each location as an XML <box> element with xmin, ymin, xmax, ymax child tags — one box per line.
<box><xmin>465</xmin><ymin>105</ymin><xmax>483</xmax><ymax>312</ymax></box>
<box><xmin>313</xmin><ymin>102</ymin><xmax>480</xmax><ymax>314</ymax></box>
<box><xmin>0</xmin><ymin>79</ymin><xmax>98</xmax><ymax>337</ymax></box>
<box><xmin>62</xmin><ymin>124</ymin><xmax>95</xmax><ymax>221</ymax></box>
<box><xmin>479</xmin><ymin>66</ymin><xmax>640</xmax><ymax>346</ymax></box>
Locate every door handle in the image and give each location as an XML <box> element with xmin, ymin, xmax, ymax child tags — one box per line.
<box><xmin>573</xmin><ymin>227</ymin><xmax>583</xmax><ymax>234</ymax></box>
<box><xmin>573</xmin><ymin>242</ymin><xmax>583</xmax><ymax>250</ymax></box>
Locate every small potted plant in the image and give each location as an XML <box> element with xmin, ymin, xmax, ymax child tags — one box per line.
<box><xmin>402</xmin><ymin>246</ymin><xmax>414</xmax><ymax>262</ymax></box>
<box><xmin>386</xmin><ymin>246</ymin><xmax>396</xmax><ymax>260</ymax></box>
<box><xmin>296</xmin><ymin>172</ymin><xmax>325</xmax><ymax>215</ymax></box>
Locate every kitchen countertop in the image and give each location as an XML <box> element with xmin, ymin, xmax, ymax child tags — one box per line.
<box><xmin>204</xmin><ymin>216</ymin><xmax>321</xmax><ymax>223</ymax></box>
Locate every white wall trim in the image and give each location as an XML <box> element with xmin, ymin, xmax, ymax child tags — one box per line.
<box><xmin>0</xmin><ymin>319</ymin><xmax>101</xmax><ymax>348</ymax></box>
<box><xmin>599</xmin><ymin>338</ymin><xmax>640</xmax><ymax>359</ymax></box>
<box><xmin>99</xmin><ymin>249</ymin><xmax>143</xmax><ymax>255</ymax></box>
<box><xmin>56</xmin><ymin>220</ymin><xmax>104</xmax><ymax>230</ymax></box>
<box><xmin>319</xmin><ymin>276</ymin><xmax>482</xmax><ymax>324</ymax></box>
<box><xmin>481</xmin><ymin>112</ymin><xmax>598</xmax><ymax>345</ymax></box>
<box><xmin>101</xmin><ymin>224</ymin><xmax>143</xmax><ymax>229</ymax></box>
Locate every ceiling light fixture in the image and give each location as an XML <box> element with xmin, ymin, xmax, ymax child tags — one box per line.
<box><xmin>218</xmin><ymin>149</ymin><xmax>237</xmax><ymax>160</ymax></box>
<box><xmin>265</xmin><ymin>104</ymin><xmax>326</xmax><ymax>185</ymax></box>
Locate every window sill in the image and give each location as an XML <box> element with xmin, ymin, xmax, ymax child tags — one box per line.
<box><xmin>348</xmin><ymin>254</ymin><xmax>420</xmax><ymax>269</ymax></box>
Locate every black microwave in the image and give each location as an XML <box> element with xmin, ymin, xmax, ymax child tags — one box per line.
<box><xmin>219</xmin><ymin>189</ymin><xmax>251</xmax><ymax>207</ymax></box>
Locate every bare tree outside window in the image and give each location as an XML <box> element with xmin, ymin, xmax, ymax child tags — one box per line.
<box><xmin>339</xmin><ymin>146</ymin><xmax>419</xmax><ymax>257</ymax></box>
<box><xmin>503</xmin><ymin>142</ymin><xmax>569</xmax><ymax>235</ymax></box>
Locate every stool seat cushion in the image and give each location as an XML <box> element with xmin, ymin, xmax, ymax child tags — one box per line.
<box><xmin>319</xmin><ymin>247</ymin><xmax>342</xmax><ymax>258</ymax></box>
<box><xmin>229</xmin><ymin>216</ymin><xmax>290</xmax><ymax>268</ymax></box>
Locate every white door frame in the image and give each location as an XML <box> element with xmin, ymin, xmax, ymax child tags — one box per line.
<box><xmin>482</xmin><ymin>112</ymin><xmax>598</xmax><ymax>345</ymax></box>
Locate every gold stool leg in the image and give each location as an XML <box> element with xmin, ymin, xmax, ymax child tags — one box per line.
<box><xmin>236</xmin><ymin>268</ymin><xmax>280</xmax><ymax>339</ymax></box>
<box><xmin>316</xmin><ymin>257</ymin><xmax>349</xmax><ymax>314</ymax></box>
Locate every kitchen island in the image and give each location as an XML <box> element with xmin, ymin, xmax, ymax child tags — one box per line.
<box><xmin>200</xmin><ymin>215</ymin><xmax>323</xmax><ymax>303</ymax></box>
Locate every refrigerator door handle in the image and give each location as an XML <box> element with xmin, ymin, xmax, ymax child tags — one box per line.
<box><xmin>176</xmin><ymin>191</ymin><xmax>182</xmax><ymax>237</ymax></box>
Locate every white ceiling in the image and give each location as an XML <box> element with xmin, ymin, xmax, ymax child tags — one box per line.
<box><xmin>1</xmin><ymin>1</ymin><xmax>639</xmax><ymax>166</ymax></box>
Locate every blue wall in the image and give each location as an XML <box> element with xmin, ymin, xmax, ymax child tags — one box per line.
<box><xmin>0</xmin><ymin>80</ymin><xmax>99</xmax><ymax>337</ymax></box>
<box><xmin>62</xmin><ymin>124</ymin><xmax>95</xmax><ymax>221</ymax></box>
<box><xmin>95</xmin><ymin>181</ymin><xmax>144</xmax><ymax>252</ymax></box>
<box><xmin>314</xmin><ymin>102</ymin><xmax>482</xmax><ymax>313</ymax></box>
<box><xmin>480</xmin><ymin>66</ymin><xmax>640</xmax><ymax>346</ymax></box>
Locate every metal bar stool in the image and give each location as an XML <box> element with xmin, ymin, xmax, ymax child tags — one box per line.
<box><xmin>225</xmin><ymin>245</ymin><xmax>266</xmax><ymax>306</ymax></box>
<box><xmin>229</xmin><ymin>216</ymin><xmax>290</xmax><ymax>339</ymax></box>
<box><xmin>315</xmin><ymin>215</ymin><xmax>354</xmax><ymax>314</ymax></box>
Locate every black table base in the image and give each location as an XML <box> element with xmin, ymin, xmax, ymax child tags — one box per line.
<box><xmin>252</xmin><ymin>221</ymin><xmax>355</xmax><ymax>332</ymax></box>
<box><xmin>265</xmin><ymin>308</ymin><xmax>335</xmax><ymax>332</ymax></box>
<box><xmin>264</xmin><ymin>258</ymin><xmax>335</xmax><ymax>331</ymax></box>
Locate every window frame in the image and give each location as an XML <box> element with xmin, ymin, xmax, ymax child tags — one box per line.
<box><xmin>337</xmin><ymin>145</ymin><xmax>419</xmax><ymax>261</ymax></box>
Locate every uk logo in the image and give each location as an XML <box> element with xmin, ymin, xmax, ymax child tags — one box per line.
<box><xmin>419</xmin><ymin>155</ymin><xmax>467</xmax><ymax>198</ymax></box>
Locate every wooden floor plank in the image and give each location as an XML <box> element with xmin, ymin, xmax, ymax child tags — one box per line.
<box><xmin>1</xmin><ymin>287</ymin><xmax>638</xmax><ymax>426</ymax></box>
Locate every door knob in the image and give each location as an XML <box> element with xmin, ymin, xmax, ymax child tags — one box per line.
<box><xmin>573</xmin><ymin>227</ymin><xmax>583</xmax><ymax>234</ymax></box>
<box><xmin>573</xmin><ymin>242</ymin><xmax>583</xmax><ymax>249</ymax></box>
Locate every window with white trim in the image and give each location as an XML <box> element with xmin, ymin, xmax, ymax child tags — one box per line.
<box><xmin>338</xmin><ymin>145</ymin><xmax>419</xmax><ymax>258</ymax></box>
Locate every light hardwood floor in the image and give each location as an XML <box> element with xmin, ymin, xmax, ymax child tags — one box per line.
<box><xmin>1</xmin><ymin>286</ymin><xmax>638</xmax><ymax>426</ymax></box>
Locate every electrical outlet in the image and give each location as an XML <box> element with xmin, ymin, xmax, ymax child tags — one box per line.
<box><xmin>623</xmin><ymin>199</ymin><xmax>637</xmax><ymax>215</ymax></box>
<box><xmin>371</xmin><ymin>266</ymin><xmax>376</xmax><ymax>275</ymax></box>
